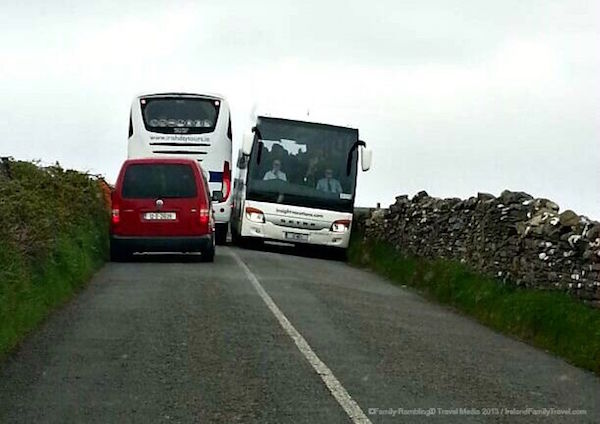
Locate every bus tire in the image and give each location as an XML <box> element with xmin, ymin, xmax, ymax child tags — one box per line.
<box><xmin>331</xmin><ymin>247</ymin><xmax>348</xmax><ymax>261</ymax></box>
<box><xmin>246</xmin><ymin>238</ymin><xmax>264</xmax><ymax>250</ymax></box>
<box><xmin>215</xmin><ymin>223</ymin><xmax>228</xmax><ymax>245</ymax></box>
<box><xmin>231</xmin><ymin>226</ymin><xmax>242</xmax><ymax>246</ymax></box>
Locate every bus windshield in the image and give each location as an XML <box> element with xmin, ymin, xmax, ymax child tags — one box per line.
<box><xmin>246</xmin><ymin>117</ymin><xmax>359</xmax><ymax>212</ymax></box>
<box><xmin>141</xmin><ymin>97</ymin><xmax>221</xmax><ymax>135</ymax></box>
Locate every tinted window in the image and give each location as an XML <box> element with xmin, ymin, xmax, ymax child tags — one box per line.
<box><xmin>141</xmin><ymin>97</ymin><xmax>220</xmax><ymax>135</ymax></box>
<box><xmin>122</xmin><ymin>164</ymin><xmax>197</xmax><ymax>198</ymax></box>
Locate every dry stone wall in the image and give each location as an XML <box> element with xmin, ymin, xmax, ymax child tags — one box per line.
<box><xmin>364</xmin><ymin>190</ymin><xmax>600</xmax><ymax>307</ymax></box>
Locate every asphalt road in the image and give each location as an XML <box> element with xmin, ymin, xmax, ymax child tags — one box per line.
<box><xmin>1</xmin><ymin>246</ymin><xmax>599</xmax><ymax>423</ymax></box>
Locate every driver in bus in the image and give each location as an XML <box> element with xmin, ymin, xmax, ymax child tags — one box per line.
<box><xmin>316</xmin><ymin>168</ymin><xmax>342</xmax><ymax>193</ymax></box>
<box><xmin>263</xmin><ymin>159</ymin><xmax>287</xmax><ymax>181</ymax></box>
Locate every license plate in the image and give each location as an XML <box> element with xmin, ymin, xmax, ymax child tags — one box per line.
<box><xmin>143</xmin><ymin>212</ymin><xmax>176</xmax><ymax>221</ymax></box>
<box><xmin>285</xmin><ymin>232</ymin><xmax>308</xmax><ymax>241</ymax></box>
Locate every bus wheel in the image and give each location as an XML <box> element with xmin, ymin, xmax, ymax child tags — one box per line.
<box><xmin>231</xmin><ymin>228</ymin><xmax>241</xmax><ymax>245</ymax></box>
<box><xmin>330</xmin><ymin>247</ymin><xmax>348</xmax><ymax>261</ymax></box>
<box><xmin>215</xmin><ymin>223</ymin><xmax>228</xmax><ymax>245</ymax></box>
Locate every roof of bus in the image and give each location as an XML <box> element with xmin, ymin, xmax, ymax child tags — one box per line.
<box><xmin>136</xmin><ymin>92</ymin><xmax>226</xmax><ymax>101</ymax></box>
<box><xmin>251</xmin><ymin>105</ymin><xmax>357</xmax><ymax>129</ymax></box>
<box><xmin>255</xmin><ymin>114</ymin><xmax>357</xmax><ymax>131</ymax></box>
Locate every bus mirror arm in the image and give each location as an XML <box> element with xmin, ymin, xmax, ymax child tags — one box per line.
<box><xmin>251</xmin><ymin>126</ymin><xmax>262</xmax><ymax>138</ymax></box>
<box><xmin>242</xmin><ymin>126</ymin><xmax>264</xmax><ymax>161</ymax></box>
<box><xmin>346</xmin><ymin>140</ymin><xmax>367</xmax><ymax>175</ymax></box>
<box><xmin>251</xmin><ymin>126</ymin><xmax>265</xmax><ymax>165</ymax></box>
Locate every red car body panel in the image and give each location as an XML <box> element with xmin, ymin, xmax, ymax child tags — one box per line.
<box><xmin>110</xmin><ymin>158</ymin><xmax>213</xmax><ymax>239</ymax></box>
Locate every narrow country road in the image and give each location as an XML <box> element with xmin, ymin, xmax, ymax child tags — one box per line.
<box><xmin>1</xmin><ymin>247</ymin><xmax>598</xmax><ymax>423</ymax></box>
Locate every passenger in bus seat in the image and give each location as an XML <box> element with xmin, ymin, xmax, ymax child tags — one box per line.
<box><xmin>263</xmin><ymin>160</ymin><xmax>287</xmax><ymax>181</ymax></box>
<box><xmin>303</xmin><ymin>148</ymin><xmax>325</xmax><ymax>186</ymax></box>
<box><xmin>316</xmin><ymin>168</ymin><xmax>342</xmax><ymax>193</ymax></box>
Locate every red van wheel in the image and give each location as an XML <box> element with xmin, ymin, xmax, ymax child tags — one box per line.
<box><xmin>110</xmin><ymin>241</ymin><xmax>131</xmax><ymax>262</ymax></box>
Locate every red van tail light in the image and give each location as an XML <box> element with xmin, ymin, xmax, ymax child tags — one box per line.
<box><xmin>199</xmin><ymin>208</ymin><xmax>210</xmax><ymax>225</ymax></box>
<box><xmin>222</xmin><ymin>161</ymin><xmax>231</xmax><ymax>201</ymax></box>
<box><xmin>111</xmin><ymin>207</ymin><xmax>120</xmax><ymax>225</ymax></box>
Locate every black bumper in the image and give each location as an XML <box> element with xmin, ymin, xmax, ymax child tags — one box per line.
<box><xmin>110</xmin><ymin>235</ymin><xmax>213</xmax><ymax>253</ymax></box>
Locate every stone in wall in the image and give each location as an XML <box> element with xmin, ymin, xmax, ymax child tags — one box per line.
<box><xmin>364</xmin><ymin>190</ymin><xmax>600</xmax><ymax>307</ymax></box>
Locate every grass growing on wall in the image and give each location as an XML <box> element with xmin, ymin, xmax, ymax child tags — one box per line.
<box><xmin>348</xmin><ymin>234</ymin><xmax>600</xmax><ymax>375</ymax></box>
<box><xmin>0</xmin><ymin>160</ymin><xmax>108</xmax><ymax>357</ymax></box>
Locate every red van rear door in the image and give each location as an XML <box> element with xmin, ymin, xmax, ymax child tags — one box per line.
<box><xmin>117</xmin><ymin>163</ymin><xmax>207</xmax><ymax>237</ymax></box>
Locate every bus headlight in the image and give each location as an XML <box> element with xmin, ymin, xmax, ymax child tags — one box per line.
<box><xmin>246</xmin><ymin>207</ymin><xmax>265</xmax><ymax>223</ymax></box>
<box><xmin>330</xmin><ymin>219</ymin><xmax>351</xmax><ymax>233</ymax></box>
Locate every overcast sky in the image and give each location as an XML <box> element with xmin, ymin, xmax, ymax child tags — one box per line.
<box><xmin>1</xmin><ymin>0</ymin><xmax>598</xmax><ymax>218</ymax></box>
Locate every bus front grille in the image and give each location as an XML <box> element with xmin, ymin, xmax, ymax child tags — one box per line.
<box><xmin>271</xmin><ymin>218</ymin><xmax>329</xmax><ymax>231</ymax></box>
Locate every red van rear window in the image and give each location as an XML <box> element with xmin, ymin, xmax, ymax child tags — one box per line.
<box><xmin>122</xmin><ymin>164</ymin><xmax>197</xmax><ymax>199</ymax></box>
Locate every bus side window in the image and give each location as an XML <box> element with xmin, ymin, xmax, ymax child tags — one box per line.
<box><xmin>227</xmin><ymin>117</ymin><xmax>232</xmax><ymax>141</ymax></box>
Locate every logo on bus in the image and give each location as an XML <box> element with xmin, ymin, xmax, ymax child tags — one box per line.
<box><xmin>276</xmin><ymin>208</ymin><xmax>323</xmax><ymax>218</ymax></box>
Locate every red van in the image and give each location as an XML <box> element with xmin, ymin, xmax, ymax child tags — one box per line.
<box><xmin>110</xmin><ymin>158</ymin><xmax>216</xmax><ymax>262</ymax></box>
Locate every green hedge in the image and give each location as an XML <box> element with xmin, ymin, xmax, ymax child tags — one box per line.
<box><xmin>0</xmin><ymin>160</ymin><xmax>109</xmax><ymax>356</ymax></box>
<box><xmin>349</xmin><ymin>233</ymin><xmax>600</xmax><ymax>375</ymax></box>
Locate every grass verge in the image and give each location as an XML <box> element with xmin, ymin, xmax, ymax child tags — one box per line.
<box><xmin>348</xmin><ymin>234</ymin><xmax>600</xmax><ymax>375</ymax></box>
<box><xmin>0</xmin><ymin>160</ymin><xmax>108</xmax><ymax>357</ymax></box>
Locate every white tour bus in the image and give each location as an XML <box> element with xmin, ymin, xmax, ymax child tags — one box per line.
<box><xmin>128</xmin><ymin>92</ymin><xmax>232</xmax><ymax>244</ymax></box>
<box><xmin>231</xmin><ymin>113</ymin><xmax>372</xmax><ymax>255</ymax></box>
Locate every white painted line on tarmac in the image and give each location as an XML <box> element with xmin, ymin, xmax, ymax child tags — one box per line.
<box><xmin>227</xmin><ymin>248</ymin><xmax>372</xmax><ymax>424</ymax></box>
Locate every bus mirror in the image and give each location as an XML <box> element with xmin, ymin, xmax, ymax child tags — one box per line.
<box><xmin>236</xmin><ymin>154</ymin><xmax>247</xmax><ymax>169</ymax></box>
<box><xmin>361</xmin><ymin>148</ymin><xmax>372</xmax><ymax>171</ymax></box>
<box><xmin>241</xmin><ymin>131</ymin><xmax>254</xmax><ymax>156</ymax></box>
<box><xmin>346</xmin><ymin>140</ymin><xmax>366</xmax><ymax>175</ymax></box>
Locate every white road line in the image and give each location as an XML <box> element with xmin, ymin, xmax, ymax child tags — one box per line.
<box><xmin>227</xmin><ymin>248</ymin><xmax>372</xmax><ymax>424</ymax></box>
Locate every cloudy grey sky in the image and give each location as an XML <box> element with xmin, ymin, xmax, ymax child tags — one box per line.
<box><xmin>1</xmin><ymin>0</ymin><xmax>598</xmax><ymax>217</ymax></box>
